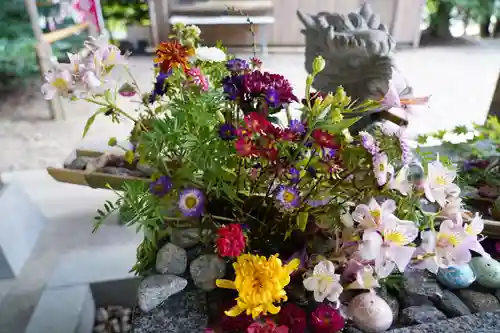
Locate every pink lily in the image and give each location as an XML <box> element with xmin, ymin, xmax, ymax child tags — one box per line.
<box><xmin>357</xmin><ymin>218</ymin><xmax>418</xmax><ymax>278</ymax></box>
<box><xmin>352</xmin><ymin>198</ymin><xmax>397</xmax><ymax>230</ymax></box>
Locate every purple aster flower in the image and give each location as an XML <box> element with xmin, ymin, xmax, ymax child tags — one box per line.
<box><xmin>149</xmin><ymin>175</ymin><xmax>173</xmax><ymax>197</ymax></box>
<box><xmin>226</xmin><ymin>58</ymin><xmax>249</xmax><ymax>73</ymax></box>
<box><xmin>149</xmin><ymin>70</ymin><xmax>171</xmax><ymax>103</ymax></box>
<box><xmin>221</xmin><ymin>75</ymin><xmax>244</xmax><ymax>100</ymax></box>
<box><xmin>276</xmin><ymin>185</ymin><xmax>300</xmax><ymax>210</ymax></box>
<box><xmin>218</xmin><ymin>123</ymin><xmax>237</xmax><ymax>140</ymax></box>
<box><xmin>288</xmin><ymin>167</ymin><xmax>300</xmax><ymax>183</ymax></box>
<box><xmin>359</xmin><ymin>131</ymin><xmax>380</xmax><ymax>155</ymax></box>
<box><xmin>265</xmin><ymin>88</ymin><xmax>279</xmax><ymax>108</ymax></box>
<box><xmin>178</xmin><ymin>188</ymin><xmax>205</xmax><ymax>217</ymax></box>
<box><xmin>289</xmin><ymin>119</ymin><xmax>305</xmax><ymax>134</ymax></box>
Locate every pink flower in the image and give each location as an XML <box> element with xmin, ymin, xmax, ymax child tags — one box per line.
<box><xmin>187</xmin><ymin>67</ymin><xmax>209</xmax><ymax>91</ymax></box>
<box><xmin>310</xmin><ymin>304</ymin><xmax>345</xmax><ymax>333</ymax></box>
<box><xmin>247</xmin><ymin>319</ymin><xmax>289</xmax><ymax>333</ymax></box>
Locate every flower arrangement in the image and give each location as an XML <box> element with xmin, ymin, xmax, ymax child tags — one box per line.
<box><xmin>42</xmin><ymin>23</ymin><xmax>491</xmax><ymax>333</ymax></box>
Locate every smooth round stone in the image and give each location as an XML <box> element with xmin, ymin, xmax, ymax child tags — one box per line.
<box><xmin>470</xmin><ymin>257</ymin><xmax>500</xmax><ymax>289</ymax></box>
<box><xmin>437</xmin><ymin>264</ymin><xmax>476</xmax><ymax>289</ymax></box>
<box><xmin>348</xmin><ymin>292</ymin><xmax>393</xmax><ymax>333</ymax></box>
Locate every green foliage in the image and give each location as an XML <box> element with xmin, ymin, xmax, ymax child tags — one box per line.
<box><xmin>0</xmin><ymin>0</ymin><xmax>38</xmax><ymax>91</ymax></box>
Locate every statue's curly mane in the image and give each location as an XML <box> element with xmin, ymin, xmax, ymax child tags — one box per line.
<box><xmin>298</xmin><ymin>3</ymin><xmax>396</xmax><ymax>101</ymax></box>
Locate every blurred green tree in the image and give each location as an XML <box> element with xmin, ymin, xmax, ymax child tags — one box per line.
<box><xmin>0</xmin><ymin>0</ymin><xmax>39</xmax><ymax>91</ymax></box>
<box><xmin>100</xmin><ymin>0</ymin><xmax>150</xmax><ymax>42</ymax></box>
<box><xmin>426</xmin><ymin>0</ymin><xmax>500</xmax><ymax>39</ymax></box>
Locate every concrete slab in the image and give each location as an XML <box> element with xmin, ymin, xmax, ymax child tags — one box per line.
<box><xmin>0</xmin><ymin>183</ymin><xmax>48</xmax><ymax>278</ymax></box>
<box><xmin>48</xmin><ymin>243</ymin><xmax>140</xmax><ymax>288</ymax></box>
<box><xmin>24</xmin><ymin>285</ymin><xmax>95</xmax><ymax>333</ymax></box>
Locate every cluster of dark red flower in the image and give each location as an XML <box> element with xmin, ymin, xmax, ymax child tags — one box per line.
<box><xmin>222</xmin><ymin>59</ymin><xmax>298</xmax><ymax>112</ymax></box>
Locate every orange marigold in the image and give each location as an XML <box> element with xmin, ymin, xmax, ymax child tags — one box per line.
<box><xmin>154</xmin><ymin>40</ymin><xmax>194</xmax><ymax>73</ymax></box>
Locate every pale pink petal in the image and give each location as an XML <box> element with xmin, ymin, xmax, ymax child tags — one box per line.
<box><xmin>420</xmin><ymin>230</ymin><xmax>437</xmax><ymax>253</ymax></box>
<box><xmin>423</xmin><ymin>180</ymin><xmax>435</xmax><ymax>203</ymax></box>
<box><xmin>388</xmin><ymin>245</ymin><xmax>415</xmax><ymax>272</ymax></box>
<box><xmin>381</xmin><ymin>199</ymin><xmax>397</xmax><ymax>215</ymax></box>
<box><xmin>41</xmin><ymin>83</ymin><xmax>57</xmax><ymax>100</ymax></box>
<box><xmin>382</xmin><ymin>81</ymin><xmax>402</xmax><ymax>109</ymax></box>
<box><xmin>468</xmin><ymin>213</ymin><xmax>484</xmax><ymax>235</ymax></box>
<box><xmin>313</xmin><ymin>289</ymin><xmax>327</xmax><ymax>302</ymax></box>
<box><xmin>450</xmin><ymin>245</ymin><xmax>472</xmax><ymax>266</ymax></box>
<box><xmin>368</xmin><ymin>198</ymin><xmax>381</xmax><ymax>211</ymax></box>
<box><xmin>375</xmin><ymin>257</ymin><xmax>396</xmax><ymax>278</ymax></box>
<box><xmin>352</xmin><ymin>204</ymin><xmax>370</xmax><ymax>223</ymax></box>
<box><xmin>358</xmin><ymin>231</ymin><xmax>383</xmax><ymax>261</ymax></box>
<box><xmin>445</xmin><ymin>183</ymin><xmax>461</xmax><ymax>198</ymax></box>
<box><xmin>388</xmin><ymin>166</ymin><xmax>411</xmax><ymax>195</ymax></box>
<box><xmin>467</xmin><ymin>239</ymin><xmax>491</xmax><ymax>259</ymax></box>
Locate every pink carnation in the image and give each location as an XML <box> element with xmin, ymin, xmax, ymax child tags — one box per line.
<box><xmin>187</xmin><ymin>67</ymin><xmax>209</xmax><ymax>91</ymax></box>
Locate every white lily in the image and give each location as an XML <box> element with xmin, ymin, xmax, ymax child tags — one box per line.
<box><xmin>303</xmin><ymin>260</ymin><xmax>343</xmax><ymax>303</ymax></box>
<box><xmin>373</xmin><ymin>152</ymin><xmax>394</xmax><ymax>186</ymax></box>
<box><xmin>388</xmin><ymin>165</ymin><xmax>411</xmax><ymax>195</ymax></box>
<box><xmin>357</xmin><ymin>218</ymin><xmax>418</xmax><ymax>278</ymax></box>
<box><xmin>423</xmin><ymin>159</ymin><xmax>460</xmax><ymax>207</ymax></box>
<box><xmin>41</xmin><ymin>69</ymin><xmax>74</xmax><ymax>100</ymax></box>
<box><xmin>412</xmin><ymin>220</ymin><xmax>471</xmax><ymax>273</ymax></box>
<box><xmin>345</xmin><ymin>265</ymin><xmax>380</xmax><ymax>290</ymax></box>
<box><xmin>352</xmin><ymin>198</ymin><xmax>397</xmax><ymax>230</ymax></box>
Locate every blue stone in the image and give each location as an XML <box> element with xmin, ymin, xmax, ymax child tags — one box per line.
<box><xmin>470</xmin><ymin>257</ymin><xmax>500</xmax><ymax>289</ymax></box>
<box><xmin>437</xmin><ymin>265</ymin><xmax>476</xmax><ymax>289</ymax></box>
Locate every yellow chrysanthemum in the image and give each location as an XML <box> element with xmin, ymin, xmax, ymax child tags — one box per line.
<box><xmin>216</xmin><ymin>253</ymin><xmax>300</xmax><ymax>319</ymax></box>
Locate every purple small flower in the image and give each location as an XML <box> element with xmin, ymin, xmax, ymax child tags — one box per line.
<box><xmin>149</xmin><ymin>70</ymin><xmax>171</xmax><ymax>103</ymax></box>
<box><xmin>149</xmin><ymin>175</ymin><xmax>173</xmax><ymax>197</ymax></box>
<box><xmin>400</xmin><ymin>137</ymin><xmax>412</xmax><ymax>165</ymax></box>
<box><xmin>226</xmin><ymin>58</ymin><xmax>249</xmax><ymax>73</ymax></box>
<box><xmin>360</xmin><ymin>131</ymin><xmax>380</xmax><ymax>155</ymax></box>
<box><xmin>307</xmin><ymin>197</ymin><xmax>331</xmax><ymax>207</ymax></box>
<box><xmin>307</xmin><ymin>166</ymin><xmax>317</xmax><ymax>178</ymax></box>
<box><xmin>265</xmin><ymin>88</ymin><xmax>280</xmax><ymax>108</ymax></box>
<box><xmin>221</xmin><ymin>75</ymin><xmax>244</xmax><ymax>100</ymax></box>
<box><xmin>178</xmin><ymin>188</ymin><xmax>205</xmax><ymax>217</ymax></box>
<box><xmin>276</xmin><ymin>185</ymin><xmax>300</xmax><ymax>210</ymax></box>
<box><xmin>288</xmin><ymin>167</ymin><xmax>300</xmax><ymax>183</ymax></box>
<box><xmin>218</xmin><ymin>123</ymin><xmax>237</xmax><ymax>140</ymax></box>
<box><xmin>289</xmin><ymin>119</ymin><xmax>305</xmax><ymax>134</ymax></box>
<box><xmin>321</xmin><ymin>147</ymin><xmax>337</xmax><ymax>161</ymax></box>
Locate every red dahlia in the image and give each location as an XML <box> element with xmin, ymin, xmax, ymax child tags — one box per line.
<box><xmin>216</xmin><ymin>223</ymin><xmax>246</xmax><ymax>257</ymax></box>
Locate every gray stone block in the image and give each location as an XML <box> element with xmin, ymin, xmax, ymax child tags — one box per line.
<box><xmin>48</xmin><ymin>243</ymin><xmax>139</xmax><ymax>288</ymax></box>
<box><xmin>24</xmin><ymin>285</ymin><xmax>95</xmax><ymax>333</ymax></box>
<box><xmin>0</xmin><ymin>183</ymin><xmax>48</xmax><ymax>278</ymax></box>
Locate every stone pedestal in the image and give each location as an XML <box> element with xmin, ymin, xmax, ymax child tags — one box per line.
<box><xmin>0</xmin><ymin>183</ymin><xmax>48</xmax><ymax>279</ymax></box>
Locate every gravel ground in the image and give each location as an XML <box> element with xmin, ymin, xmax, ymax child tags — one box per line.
<box><xmin>0</xmin><ymin>41</ymin><xmax>499</xmax><ymax>172</ymax></box>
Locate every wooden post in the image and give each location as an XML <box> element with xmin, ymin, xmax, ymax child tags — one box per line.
<box><xmin>24</xmin><ymin>0</ymin><xmax>65</xmax><ymax>120</ymax></box>
<box><xmin>487</xmin><ymin>71</ymin><xmax>500</xmax><ymax>120</ymax></box>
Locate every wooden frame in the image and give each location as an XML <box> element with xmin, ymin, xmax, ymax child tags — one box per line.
<box><xmin>24</xmin><ymin>1</ymin><xmax>99</xmax><ymax>120</ymax></box>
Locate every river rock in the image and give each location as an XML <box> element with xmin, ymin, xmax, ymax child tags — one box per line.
<box><xmin>65</xmin><ymin>156</ymin><xmax>93</xmax><ymax>170</ymax></box>
<box><xmin>190</xmin><ymin>254</ymin><xmax>226</xmax><ymax>291</ymax></box>
<box><xmin>95</xmin><ymin>307</ymin><xmax>109</xmax><ymax>323</ymax></box>
<box><xmin>378</xmin><ymin>286</ymin><xmax>400</xmax><ymax>321</ymax></box>
<box><xmin>138</xmin><ymin>275</ymin><xmax>188</xmax><ymax>312</ymax></box>
<box><xmin>155</xmin><ymin>243</ymin><xmax>187</xmax><ymax>275</ymax></box>
<box><xmin>399</xmin><ymin>270</ymin><xmax>443</xmax><ymax>307</ymax></box>
<box><xmin>99</xmin><ymin>166</ymin><xmax>140</xmax><ymax>177</ymax></box>
<box><xmin>170</xmin><ymin>228</ymin><xmax>208</xmax><ymax>248</ymax></box>
<box><xmin>469</xmin><ymin>257</ymin><xmax>500</xmax><ymax>289</ymax></box>
<box><xmin>399</xmin><ymin>306</ymin><xmax>446</xmax><ymax>326</ymax></box>
<box><xmin>434</xmin><ymin>289</ymin><xmax>471</xmax><ymax>318</ymax></box>
<box><xmin>437</xmin><ymin>264</ymin><xmax>476</xmax><ymax>289</ymax></box>
<box><xmin>133</xmin><ymin>289</ymin><xmax>208</xmax><ymax>333</ymax></box>
<box><xmin>456</xmin><ymin>289</ymin><xmax>500</xmax><ymax>313</ymax></box>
